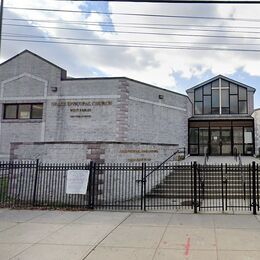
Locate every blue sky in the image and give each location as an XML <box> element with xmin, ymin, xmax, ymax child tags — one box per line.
<box><xmin>2</xmin><ymin>1</ymin><xmax>260</xmax><ymax>108</ymax></box>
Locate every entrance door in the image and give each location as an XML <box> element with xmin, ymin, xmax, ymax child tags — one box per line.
<box><xmin>221</xmin><ymin>128</ymin><xmax>232</xmax><ymax>155</ymax></box>
<box><xmin>210</xmin><ymin>128</ymin><xmax>232</xmax><ymax>155</ymax></box>
<box><xmin>210</xmin><ymin>128</ymin><xmax>221</xmax><ymax>155</ymax></box>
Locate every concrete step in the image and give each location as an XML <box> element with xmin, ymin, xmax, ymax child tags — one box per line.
<box><xmin>154</xmin><ymin>184</ymin><xmax>251</xmax><ymax>189</ymax></box>
<box><xmin>150</xmin><ymin>190</ymin><xmax>252</xmax><ymax>195</ymax></box>
<box><xmin>146</xmin><ymin>193</ymin><xmax>252</xmax><ymax>199</ymax></box>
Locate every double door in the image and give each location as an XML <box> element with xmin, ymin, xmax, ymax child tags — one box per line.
<box><xmin>210</xmin><ymin>128</ymin><xmax>231</xmax><ymax>155</ymax></box>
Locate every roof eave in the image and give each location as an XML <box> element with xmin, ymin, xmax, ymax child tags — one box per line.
<box><xmin>186</xmin><ymin>74</ymin><xmax>256</xmax><ymax>93</ymax></box>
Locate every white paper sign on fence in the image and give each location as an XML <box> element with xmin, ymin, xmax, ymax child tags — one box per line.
<box><xmin>66</xmin><ymin>170</ymin><xmax>90</xmax><ymax>194</ymax></box>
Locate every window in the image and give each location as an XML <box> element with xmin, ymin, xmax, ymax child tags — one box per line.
<box><xmin>211</xmin><ymin>88</ymin><xmax>219</xmax><ymax>114</ymax></box>
<box><xmin>221</xmin><ymin>88</ymin><xmax>229</xmax><ymax>114</ymax></box>
<box><xmin>239</xmin><ymin>101</ymin><xmax>247</xmax><ymax>114</ymax></box>
<box><xmin>203</xmin><ymin>96</ymin><xmax>211</xmax><ymax>114</ymax></box>
<box><xmin>195</xmin><ymin>101</ymin><xmax>202</xmax><ymax>115</ymax></box>
<box><xmin>31</xmin><ymin>104</ymin><xmax>44</xmax><ymax>119</ymax></box>
<box><xmin>4</xmin><ymin>105</ymin><xmax>17</xmax><ymax>119</ymax></box>
<box><xmin>18</xmin><ymin>105</ymin><xmax>31</xmax><ymax>119</ymax></box>
<box><xmin>3</xmin><ymin>103</ymin><xmax>43</xmax><ymax>120</ymax></box>
<box><xmin>233</xmin><ymin>127</ymin><xmax>243</xmax><ymax>144</ymax></box>
<box><xmin>239</xmin><ymin>87</ymin><xmax>247</xmax><ymax>100</ymax></box>
<box><xmin>189</xmin><ymin>128</ymin><xmax>198</xmax><ymax>144</ymax></box>
<box><xmin>230</xmin><ymin>83</ymin><xmax>237</xmax><ymax>94</ymax></box>
<box><xmin>193</xmin><ymin>79</ymin><xmax>248</xmax><ymax>115</ymax></box>
<box><xmin>189</xmin><ymin>128</ymin><xmax>199</xmax><ymax>155</ymax></box>
<box><xmin>244</xmin><ymin>127</ymin><xmax>254</xmax><ymax>155</ymax></box>
<box><xmin>194</xmin><ymin>87</ymin><xmax>203</xmax><ymax>102</ymax></box>
<box><xmin>230</xmin><ymin>95</ymin><xmax>238</xmax><ymax>114</ymax></box>
<box><xmin>203</xmin><ymin>84</ymin><xmax>211</xmax><ymax>95</ymax></box>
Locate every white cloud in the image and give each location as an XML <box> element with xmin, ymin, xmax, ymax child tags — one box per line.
<box><xmin>2</xmin><ymin>0</ymin><xmax>260</xmax><ymax>94</ymax></box>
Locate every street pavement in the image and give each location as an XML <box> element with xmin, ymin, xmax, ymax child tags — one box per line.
<box><xmin>0</xmin><ymin>208</ymin><xmax>260</xmax><ymax>259</ymax></box>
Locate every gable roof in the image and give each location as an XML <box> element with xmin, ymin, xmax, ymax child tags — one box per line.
<box><xmin>0</xmin><ymin>49</ymin><xmax>67</xmax><ymax>76</ymax></box>
<box><xmin>186</xmin><ymin>75</ymin><xmax>256</xmax><ymax>93</ymax></box>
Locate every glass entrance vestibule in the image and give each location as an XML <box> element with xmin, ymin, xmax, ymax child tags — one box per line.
<box><xmin>189</xmin><ymin>120</ymin><xmax>254</xmax><ymax>156</ymax></box>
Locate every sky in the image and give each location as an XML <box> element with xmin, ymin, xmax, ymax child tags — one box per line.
<box><xmin>2</xmin><ymin>0</ymin><xmax>260</xmax><ymax>107</ymax></box>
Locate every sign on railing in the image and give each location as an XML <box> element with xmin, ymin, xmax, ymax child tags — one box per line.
<box><xmin>66</xmin><ymin>170</ymin><xmax>90</xmax><ymax>194</ymax></box>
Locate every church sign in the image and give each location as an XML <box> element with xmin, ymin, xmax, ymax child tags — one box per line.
<box><xmin>66</xmin><ymin>170</ymin><xmax>90</xmax><ymax>194</ymax></box>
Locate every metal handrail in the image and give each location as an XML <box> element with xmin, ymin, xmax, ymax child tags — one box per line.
<box><xmin>200</xmin><ymin>149</ymin><xmax>209</xmax><ymax>200</ymax></box>
<box><xmin>203</xmin><ymin>148</ymin><xmax>209</xmax><ymax>166</ymax></box>
<box><xmin>234</xmin><ymin>148</ymin><xmax>238</xmax><ymax>162</ymax></box>
<box><xmin>145</xmin><ymin>147</ymin><xmax>185</xmax><ymax>179</ymax></box>
<box><xmin>238</xmin><ymin>153</ymin><xmax>242</xmax><ymax>166</ymax></box>
<box><xmin>238</xmin><ymin>153</ymin><xmax>246</xmax><ymax>200</ymax></box>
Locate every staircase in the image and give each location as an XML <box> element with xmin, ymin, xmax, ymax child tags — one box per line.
<box><xmin>147</xmin><ymin>165</ymin><xmax>193</xmax><ymax>200</ymax></box>
<box><xmin>146</xmin><ymin>163</ymin><xmax>254</xmax><ymax>200</ymax></box>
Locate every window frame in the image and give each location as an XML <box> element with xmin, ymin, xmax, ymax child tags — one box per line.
<box><xmin>238</xmin><ymin>86</ymin><xmax>248</xmax><ymax>114</ymax></box>
<box><xmin>193</xmin><ymin>80</ymin><xmax>248</xmax><ymax>115</ymax></box>
<box><xmin>3</xmin><ymin>104</ymin><xmax>18</xmax><ymax>119</ymax></box>
<box><xmin>3</xmin><ymin>103</ymin><xmax>43</xmax><ymax>120</ymax></box>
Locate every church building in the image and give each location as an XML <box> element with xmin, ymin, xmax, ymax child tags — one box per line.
<box><xmin>0</xmin><ymin>50</ymin><xmax>259</xmax><ymax>163</ymax></box>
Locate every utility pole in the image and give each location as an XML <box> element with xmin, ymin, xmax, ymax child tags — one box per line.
<box><xmin>0</xmin><ymin>0</ymin><xmax>4</xmax><ymax>58</ymax></box>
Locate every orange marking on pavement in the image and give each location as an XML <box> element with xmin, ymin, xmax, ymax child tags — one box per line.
<box><xmin>185</xmin><ymin>237</ymin><xmax>191</xmax><ymax>257</ymax></box>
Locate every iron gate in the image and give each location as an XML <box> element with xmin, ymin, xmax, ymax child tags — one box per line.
<box><xmin>197</xmin><ymin>163</ymin><xmax>259</xmax><ymax>214</ymax></box>
<box><xmin>0</xmin><ymin>160</ymin><xmax>259</xmax><ymax>214</ymax></box>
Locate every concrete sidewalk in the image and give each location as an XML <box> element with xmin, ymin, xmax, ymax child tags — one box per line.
<box><xmin>0</xmin><ymin>209</ymin><xmax>260</xmax><ymax>259</ymax></box>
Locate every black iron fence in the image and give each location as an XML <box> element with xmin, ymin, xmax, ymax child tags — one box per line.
<box><xmin>0</xmin><ymin>160</ymin><xmax>259</xmax><ymax>214</ymax></box>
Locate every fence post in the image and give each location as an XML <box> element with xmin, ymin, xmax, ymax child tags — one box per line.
<box><xmin>142</xmin><ymin>163</ymin><xmax>147</xmax><ymax>212</ymax></box>
<box><xmin>193</xmin><ymin>161</ymin><xmax>197</xmax><ymax>214</ymax></box>
<box><xmin>252</xmin><ymin>161</ymin><xmax>257</xmax><ymax>215</ymax></box>
<box><xmin>32</xmin><ymin>159</ymin><xmax>39</xmax><ymax>207</ymax></box>
<box><xmin>88</xmin><ymin>161</ymin><xmax>95</xmax><ymax>210</ymax></box>
<box><xmin>221</xmin><ymin>164</ymin><xmax>224</xmax><ymax>212</ymax></box>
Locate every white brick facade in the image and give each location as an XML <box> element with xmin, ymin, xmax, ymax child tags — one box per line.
<box><xmin>0</xmin><ymin>50</ymin><xmax>190</xmax><ymax>162</ymax></box>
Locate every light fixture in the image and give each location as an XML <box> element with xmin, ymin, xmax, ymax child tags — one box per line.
<box><xmin>51</xmin><ymin>87</ymin><xmax>58</xmax><ymax>92</ymax></box>
<box><xmin>159</xmin><ymin>94</ymin><xmax>164</xmax><ymax>100</ymax></box>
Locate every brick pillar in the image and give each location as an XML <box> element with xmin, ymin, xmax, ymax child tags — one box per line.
<box><xmin>116</xmin><ymin>79</ymin><xmax>129</xmax><ymax>141</ymax></box>
<box><xmin>86</xmin><ymin>143</ymin><xmax>105</xmax><ymax>164</ymax></box>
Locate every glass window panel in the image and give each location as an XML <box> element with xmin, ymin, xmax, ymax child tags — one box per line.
<box><xmin>244</xmin><ymin>144</ymin><xmax>254</xmax><ymax>155</ymax></box>
<box><xmin>221</xmin><ymin>88</ymin><xmax>229</xmax><ymax>108</ymax></box>
<box><xmin>212</xmin><ymin>80</ymin><xmax>219</xmax><ymax>88</ymax></box>
<box><xmin>18</xmin><ymin>104</ymin><xmax>31</xmax><ymax>119</ymax></box>
<box><xmin>4</xmin><ymin>104</ymin><xmax>17</xmax><ymax>119</ymax></box>
<box><xmin>211</xmin><ymin>145</ymin><xmax>221</xmax><ymax>155</ymax></box>
<box><xmin>189</xmin><ymin>145</ymin><xmax>198</xmax><ymax>155</ymax></box>
<box><xmin>222</xmin><ymin>108</ymin><xmax>230</xmax><ymax>114</ymax></box>
<box><xmin>239</xmin><ymin>101</ymin><xmax>247</xmax><ymax>114</ymax></box>
<box><xmin>203</xmin><ymin>84</ymin><xmax>211</xmax><ymax>95</ymax></box>
<box><xmin>199</xmin><ymin>145</ymin><xmax>208</xmax><ymax>155</ymax></box>
<box><xmin>230</xmin><ymin>83</ymin><xmax>238</xmax><ymax>94</ymax></box>
<box><xmin>233</xmin><ymin>127</ymin><xmax>243</xmax><ymax>144</ymax></box>
<box><xmin>189</xmin><ymin>128</ymin><xmax>199</xmax><ymax>144</ymax></box>
<box><xmin>233</xmin><ymin>144</ymin><xmax>243</xmax><ymax>155</ymax></box>
<box><xmin>238</xmin><ymin>86</ymin><xmax>247</xmax><ymax>100</ymax></box>
<box><xmin>222</xmin><ymin>129</ymin><xmax>231</xmax><ymax>144</ymax></box>
<box><xmin>203</xmin><ymin>96</ymin><xmax>211</xmax><ymax>114</ymax></box>
<box><xmin>212</xmin><ymin>107</ymin><xmax>220</xmax><ymax>114</ymax></box>
<box><xmin>244</xmin><ymin>127</ymin><xmax>253</xmax><ymax>144</ymax></box>
<box><xmin>212</xmin><ymin>89</ymin><xmax>219</xmax><ymax>108</ymax></box>
<box><xmin>221</xmin><ymin>79</ymin><xmax>229</xmax><ymax>88</ymax></box>
<box><xmin>222</xmin><ymin>145</ymin><xmax>232</xmax><ymax>155</ymax></box>
<box><xmin>230</xmin><ymin>95</ymin><xmax>238</xmax><ymax>114</ymax></box>
<box><xmin>31</xmin><ymin>104</ymin><xmax>43</xmax><ymax>119</ymax></box>
<box><xmin>195</xmin><ymin>102</ymin><xmax>202</xmax><ymax>115</ymax></box>
<box><xmin>194</xmin><ymin>87</ymin><xmax>203</xmax><ymax>102</ymax></box>
<box><xmin>199</xmin><ymin>129</ymin><xmax>209</xmax><ymax>144</ymax></box>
